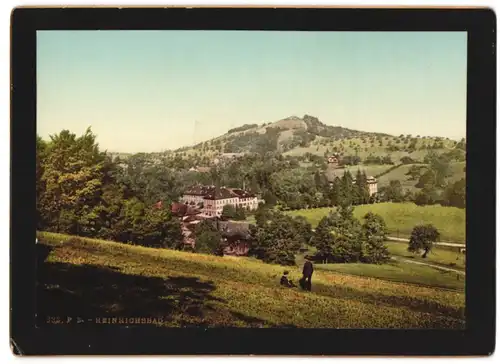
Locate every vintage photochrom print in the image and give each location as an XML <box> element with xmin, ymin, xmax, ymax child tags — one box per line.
<box><xmin>35</xmin><ymin>29</ymin><xmax>469</xmax><ymax>330</ymax></box>
<box><xmin>11</xmin><ymin>7</ymin><xmax>495</xmax><ymax>356</ymax></box>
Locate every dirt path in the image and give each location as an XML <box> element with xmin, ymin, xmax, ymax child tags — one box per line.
<box><xmin>386</xmin><ymin>236</ymin><xmax>465</xmax><ymax>249</ymax></box>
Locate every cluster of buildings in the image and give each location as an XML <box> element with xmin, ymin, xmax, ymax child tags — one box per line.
<box><xmin>167</xmin><ymin>184</ymin><xmax>261</xmax><ymax>256</ymax></box>
<box><xmin>326</xmin><ymin>155</ymin><xmax>377</xmax><ymax>196</ymax></box>
<box><xmin>181</xmin><ymin>185</ymin><xmax>260</xmax><ymax>218</ymax></box>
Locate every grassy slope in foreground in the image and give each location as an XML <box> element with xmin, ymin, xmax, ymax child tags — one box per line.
<box><xmin>286</xmin><ymin>203</ymin><xmax>465</xmax><ymax>243</ymax></box>
<box><xmin>37</xmin><ymin>232</ymin><xmax>464</xmax><ymax>329</ymax></box>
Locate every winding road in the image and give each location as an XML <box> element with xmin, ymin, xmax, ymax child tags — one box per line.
<box><xmin>386</xmin><ymin>236</ymin><xmax>465</xmax><ymax>249</ymax></box>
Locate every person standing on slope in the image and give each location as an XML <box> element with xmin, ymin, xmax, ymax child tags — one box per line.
<box><xmin>301</xmin><ymin>259</ymin><xmax>314</xmax><ymax>291</ymax></box>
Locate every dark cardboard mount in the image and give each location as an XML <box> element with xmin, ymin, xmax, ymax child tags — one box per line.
<box><xmin>10</xmin><ymin>6</ymin><xmax>496</xmax><ymax>356</ymax></box>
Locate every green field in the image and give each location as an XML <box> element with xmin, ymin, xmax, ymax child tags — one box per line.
<box><xmin>377</xmin><ymin>162</ymin><xmax>466</xmax><ymax>191</ymax></box>
<box><xmin>294</xmin><ymin>243</ymin><xmax>464</xmax><ymax>291</ymax></box>
<box><xmin>284</xmin><ymin>135</ymin><xmax>456</xmax><ymax>160</ymax></box>
<box><xmin>316</xmin><ymin>261</ymin><xmax>464</xmax><ymax>291</ymax></box>
<box><xmin>377</xmin><ymin>164</ymin><xmax>425</xmax><ymax>191</ymax></box>
<box><xmin>36</xmin><ymin>232</ymin><xmax>464</xmax><ymax>329</ymax></box>
<box><xmin>385</xmin><ymin>241</ymin><xmax>465</xmax><ymax>271</ymax></box>
<box><xmin>342</xmin><ymin>164</ymin><xmax>394</xmax><ymax>178</ymax></box>
<box><xmin>286</xmin><ymin>203</ymin><xmax>465</xmax><ymax>243</ymax></box>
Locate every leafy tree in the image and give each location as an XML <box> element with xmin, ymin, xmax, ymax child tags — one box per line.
<box><xmin>429</xmin><ymin>156</ymin><xmax>452</xmax><ymax>187</ymax></box>
<box><xmin>360</xmin><ymin>213</ymin><xmax>391</xmax><ymax>263</ymax></box>
<box><xmin>338</xmin><ymin>171</ymin><xmax>354</xmax><ymax>207</ymax></box>
<box><xmin>456</xmin><ymin>138</ymin><xmax>466</xmax><ymax>151</ymax></box>
<box><xmin>379</xmin><ymin>180</ymin><xmax>404</xmax><ymax>202</ymax></box>
<box><xmin>39</xmin><ymin>128</ymin><xmax>107</xmax><ymax>234</ymax></box>
<box><xmin>234</xmin><ymin>206</ymin><xmax>247</xmax><ymax>220</ymax></box>
<box><xmin>364</xmin><ymin>155</ymin><xmax>383</xmax><ymax>165</ymax></box>
<box><xmin>194</xmin><ymin>220</ymin><xmax>224</xmax><ymax>255</ymax></box>
<box><xmin>408</xmin><ymin>224</ymin><xmax>440</xmax><ymax>258</ymax></box>
<box><xmin>416</xmin><ymin>169</ymin><xmax>436</xmax><ymax>188</ymax></box>
<box><xmin>312</xmin><ymin>207</ymin><xmax>363</xmax><ymax>263</ymax></box>
<box><xmin>406</xmin><ymin>165</ymin><xmax>425</xmax><ymax>180</ymax></box>
<box><xmin>310</xmin><ymin>212</ymin><xmax>338</xmax><ymax>262</ymax></box>
<box><xmin>221</xmin><ymin>204</ymin><xmax>237</xmax><ymax>220</ymax></box>
<box><xmin>131</xmin><ymin>206</ymin><xmax>183</xmax><ymax>249</ymax></box>
<box><xmin>291</xmin><ymin>215</ymin><xmax>313</xmax><ymax>245</ymax></box>
<box><xmin>382</xmin><ymin>155</ymin><xmax>394</xmax><ymax>165</ymax></box>
<box><xmin>414</xmin><ymin>185</ymin><xmax>441</xmax><ymax>206</ymax></box>
<box><xmin>250</xmin><ymin>210</ymin><xmax>304</xmax><ymax>265</ymax></box>
<box><xmin>400</xmin><ymin>156</ymin><xmax>415</xmax><ymax>164</ymax></box>
<box><xmin>443</xmin><ymin>178</ymin><xmax>466</xmax><ymax>208</ymax></box>
<box><xmin>354</xmin><ymin>170</ymin><xmax>370</xmax><ymax>204</ymax></box>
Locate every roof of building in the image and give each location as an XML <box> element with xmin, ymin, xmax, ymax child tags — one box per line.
<box><xmin>184</xmin><ymin>185</ymin><xmax>216</xmax><ymax>196</ymax></box>
<box><xmin>184</xmin><ymin>185</ymin><xmax>257</xmax><ymax>200</ymax></box>
<box><xmin>204</xmin><ymin>187</ymin><xmax>237</xmax><ymax>200</ymax></box>
<box><xmin>171</xmin><ymin>202</ymin><xmax>202</xmax><ymax>217</ymax></box>
<box><xmin>352</xmin><ymin>176</ymin><xmax>377</xmax><ymax>184</ymax></box>
<box><xmin>228</xmin><ymin>188</ymin><xmax>256</xmax><ymax>198</ymax></box>
<box><xmin>218</xmin><ymin>221</ymin><xmax>251</xmax><ymax>239</ymax></box>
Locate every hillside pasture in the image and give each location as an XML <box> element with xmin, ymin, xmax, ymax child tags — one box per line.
<box><xmin>36</xmin><ymin>232</ymin><xmax>465</xmax><ymax>329</ymax></box>
<box><xmin>342</xmin><ymin>164</ymin><xmax>395</xmax><ymax>178</ymax></box>
<box><xmin>286</xmin><ymin>203</ymin><xmax>465</xmax><ymax>243</ymax></box>
<box><xmin>385</xmin><ymin>241</ymin><xmax>465</xmax><ymax>271</ymax></box>
<box><xmin>377</xmin><ymin>162</ymin><xmax>465</xmax><ymax>191</ymax></box>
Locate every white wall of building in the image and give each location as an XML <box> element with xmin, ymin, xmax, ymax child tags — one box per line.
<box><xmin>182</xmin><ymin>193</ymin><xmax>259</xmax><ymax>217</ymax></box>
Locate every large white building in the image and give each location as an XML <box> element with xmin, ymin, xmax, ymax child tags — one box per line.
<box><xmin>182</xmin><ymin>185</ymin><xmax>259</xmax><ymax>218</ymax></box>
<box><xmin>351</xmin><ymin>176</ymin><xmax>378</xmax><ymax>196</ymax></box>
<box><xmin>366</xmin><ymin>176</ymin><xmax>378</xmax><ymax>196</ymax></box>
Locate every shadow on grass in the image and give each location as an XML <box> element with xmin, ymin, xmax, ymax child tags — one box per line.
<box><xmin>36</xmin><ymin>243</ymin><xmax>279</xmax><ymax>328</ymax></box>
<box><xmin>37</xmin><ymin>260</ymin><xmax>224</xmax><ymax>326</ymax></box>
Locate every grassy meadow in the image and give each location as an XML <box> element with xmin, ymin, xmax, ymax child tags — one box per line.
<box><xmin>36</xmin><ymin>232</ymin><xmax>465</xmax><ymax>329</ymax></box>
<box><xmin>377</xmin><ymin>162</ymin><xmax>465</xmax><ymax>191</ymax></box>
<box><xmin>385</xmin><ymin>242</ymin><xmax>465</xmax><ymax>271</ymax></box>
<box><xmin>286</xmin><ymin>203</ymin><xmax>465</xmax><ymax>243</ymax></box>
<box><xmin>342</xmin><ymin>164</ymin><xmax>395</xmax><ymax>178</ymax></box>
<box><xmin>315</xmin><ymin>261</ymin><xmax>464</xmax><ymax>291</ymax></box>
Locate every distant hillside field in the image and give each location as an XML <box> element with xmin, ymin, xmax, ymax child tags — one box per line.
<box><xmin>341</xmin><ymin>164</ymin><xmax>395</xmax><ymax>178</ymax></box>
<box><xmin>172</xmin><ymin>114</ymin><xmax>461</xmax><ymax>160</ymax></box>
<box><xmin>377</xmin><ymin>162</ymin><xmax>466</xmax><ymax>191</ymax></box>
<box><xmin>37</xmin><ymin>232</ymin><xmax>464</xmax><ymax>329</ymax></box>
<box><xmin>286</xmin><ymin>203</ymin><xmax>465</xmax><ymax>243</ymax></box>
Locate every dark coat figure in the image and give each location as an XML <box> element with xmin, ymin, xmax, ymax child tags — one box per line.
<box><xmin>301</xmin><ymin>261</ymin><xmax>314</xmax><ymax>291</ymax></box>
<box><xmin>280</xmin><ymin>271</ymin><xmax>295</xmax><ymax>288</ymax></box>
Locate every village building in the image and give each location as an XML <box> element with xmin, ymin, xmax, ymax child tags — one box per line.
<box><xmin>182</xmin><ymin>185</ymin><xmax>259</xmax><ymax>217</ymax></box>
<box><xmin>326</xmin><ymin>172</ymin><xmax>378</xmax><ymax>197</ymax></box>
<box><xmin>181</xmin><ymin>185</ymin><xmax>215</xmax><ymax>207</ymax></box>
<box><xmin>218</xmin><ymin>221</ymin><xmax>252</xmax><ymax>256</ymax></box>
<box><xmin>327</xmin><ymin>155</ymin><xmax>340</xmax><ymax>166</ymax></box>
<box><xmin>366</xmin><ymin>176</ymin><xmax>378</xmax><ymax>196</ymax></box>
<box><xmin>170</xmin><ymin>202</ymin><xmax>252</xmax><ymax>256</ymax></box>
<box><xmin>188</xmin><ymin>166</ymin><xmax>211</xmax><ymax>173</ymax></box>
<box><xmin>351</xmin><ymin>176</ymin><xmax>378</xmax><ymax>196</ymax></box>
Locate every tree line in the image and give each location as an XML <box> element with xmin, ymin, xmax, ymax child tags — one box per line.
<box><xmin>37</xmin><ymin>128</ymin><xmax>184</xmax><ymax>249</ymax></box>
<box><xmin>248</xmin><ymin>205</ymin><xmax>391</xmax><ymax>266</ymax></box>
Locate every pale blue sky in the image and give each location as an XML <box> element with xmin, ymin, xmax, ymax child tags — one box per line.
<box><xmin>37</xmin><ymin>31</ymin><xmax>467</xmax><ymax>153</ymax></box>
